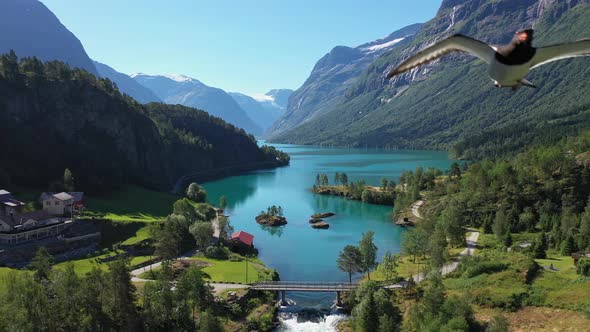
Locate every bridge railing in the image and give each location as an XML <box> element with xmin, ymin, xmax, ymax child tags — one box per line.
<box><xmin>250</xmin><ymin>281</ymin><xmax>359</xmax><ymax>291</ymax></box>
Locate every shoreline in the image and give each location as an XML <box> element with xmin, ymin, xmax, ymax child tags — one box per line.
<box><xmin>172</xmin><ymin>160</ymin><xmax>288</xmax><ymax>194</ymax></box>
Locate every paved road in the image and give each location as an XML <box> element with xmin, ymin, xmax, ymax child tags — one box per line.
<box><xmin>386</xmin><ymin>230</ymin><xmax>480</xmax><ymax>288</ymax></box>
<box><xmin>411</xmin><ymin>200</ymin><xmax>424</xmax><ymax>219</ymax></box>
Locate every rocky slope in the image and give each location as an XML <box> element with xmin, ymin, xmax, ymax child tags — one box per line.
<box><xmin>133</xmin><ymin>74</ymin><xmax>262</xmax><ymax>135</ymax></box>
<box><xmin>94</xmin><ymin>61</ymin><xmax>161</xmax><ymax>104</ymax></box>
<box><xmin>267</xmin><ymin>23</ymin><xmax>422</xmax><ymax>137</ymax></box>
<box><xmin>229</xmin><ymin>90</ymin><xmax>293</xmax><ymax>134</ymax></box>
<box><xmin>0</xmin><ymin>0</ymin><xmax>97</xmax><ymax>75</ymax></box>
<box><xmin>270</xmin><ymin>0</ymin><xmax>590</xmax><ymax>158</ymax></box>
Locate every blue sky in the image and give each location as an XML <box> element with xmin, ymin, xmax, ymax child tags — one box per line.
<box><xmin>41</xmin><ymin>0</ymin><xmax>441</xmax><ymax>95</ymax></box>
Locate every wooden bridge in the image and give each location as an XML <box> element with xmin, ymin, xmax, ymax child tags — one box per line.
<box><xmin>250</xmin><ymin>281</ymin><xmax>359</xmax><ymax>306</ymax></box>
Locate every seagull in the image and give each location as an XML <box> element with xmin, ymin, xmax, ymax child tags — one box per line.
<box><xmin>387</xmin><ymin>29</ymin><xmax>590</xmax><ymax>91</ymax></box>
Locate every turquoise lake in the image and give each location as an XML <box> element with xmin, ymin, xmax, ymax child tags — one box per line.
<box><xmin>203</xmin><ymin>143</ymin><xmax>455</xmax><ymax>308</ymax></box>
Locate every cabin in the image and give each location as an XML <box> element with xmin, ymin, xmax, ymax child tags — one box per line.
<box><xmin>230</xmin><ymin>231</ymin><xmax>254</xmax><ymax>247</ymax></box>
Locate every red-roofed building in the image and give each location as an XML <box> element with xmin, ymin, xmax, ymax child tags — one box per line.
<box><xmin>230</xmin><ymin>230</ymin><xmax>254</xmax><ymax>247</ymax></box>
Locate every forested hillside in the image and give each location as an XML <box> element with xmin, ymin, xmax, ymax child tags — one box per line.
<box><xmin>0</xmin><ymin>53</ymin><xmax>287</xmax><ymax>193</ymax></box>
<box><xmin>271</xmin><ymin>0</ymin><xmax>590</xmax><ymax>159</ymax></box>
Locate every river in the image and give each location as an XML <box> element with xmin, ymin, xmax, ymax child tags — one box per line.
<box><xmin>202</xmin><ymin>143</ymin><xmax>455</xmax><ymax>331</ymax></box>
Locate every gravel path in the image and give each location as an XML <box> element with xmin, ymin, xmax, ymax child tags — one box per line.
<box><xmin>386</xmin><ymin>230</ymin><xmax>480</xmax><ymax>288</ymax></box>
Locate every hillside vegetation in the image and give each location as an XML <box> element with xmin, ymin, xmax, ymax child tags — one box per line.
<box><xmin>271</xmin><ymin>0</ymin><xmax>590</xmax><ymax>159</ymax></box>
<box><xmin>0</xmin><ymin>53</ymin><xmax>287</xmax><ymax>193</ymax></box>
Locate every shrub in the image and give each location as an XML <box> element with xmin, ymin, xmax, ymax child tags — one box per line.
<box><xmin>228</xmin><ymin>253</ymin><xmax>243</xmax><ymax>262</ymax></box>
<box><xmin>205</xmin><ymin>246</ymin><xmax>229</xmax><ymax>260</ymax></box>
<box><xmin>576</xmin><ymin>258</ymin><xmax>590</xmax><ymax>277</ymax></box>
<box><xmin>464</xmin><ymin>262</ymin><xmax>508</xmax><ymax>278</ymax></box>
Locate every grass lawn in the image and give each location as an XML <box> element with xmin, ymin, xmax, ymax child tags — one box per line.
<box><xmin>139</xmin><ymin>255</ymin><xmax>271</xmax><ymax>284</ymax></box>
<box><xmin>85</xmin><ymin>185</ymin><xmax>179</xmax><ymax>222</ymax></box>
<box><xmin>53</xmin><ymin>253</ymin><xmax>153</xmax><ymax>276</ymax></box>
<box><xmin>531</xmin><ymin>253</ymin><xmax>590</xmax><ymax>311</ymax></box>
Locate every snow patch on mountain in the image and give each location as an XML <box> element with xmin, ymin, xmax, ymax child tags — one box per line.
<box><xmin>363</xmin><ymin>37</ymin><xmax>406</xmax><ymax>52</ymax></box>
<box><xmin>250</xmin><ymin>93</ymin><xmax>275</xmax><ymax>102</ymax></box>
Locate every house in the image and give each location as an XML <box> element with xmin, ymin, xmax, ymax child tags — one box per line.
<box><xmin>0</xmin><ymin>189</ymin><xmax>75</xmax><ymax>245</ymax></box>
<box><xmin>0</xmin><ymin>190</ymin><xmax>25</xmax><ymax>217</ymax></box>
<box><xmin>41</xmin><ymin>192</ymin><xmax>74</xmax><ymax>216</ymax></box>
<box><xmin>39</xmin><ymin>192</ymin><xmax>85</xmax><ymax>209</ymax></box>
<box><xmin>230</xmin><ymin>231</ymin><xmax>254</xmax><ymax>247</ymax></box>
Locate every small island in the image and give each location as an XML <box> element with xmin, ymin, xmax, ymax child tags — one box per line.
<box><xmin>256</xmin><ymin>205</ymin><xmax>287</xmax><ymax>226</ymax></box>
<box><xmin>311</xmin><ymin>221</ymin><xmax>330</xmax><ymax>229</ymax></box>
<box><xmin>309</xmin><ymin>218</ymin><xmax>323</xmax><ymax>224</ymax></box>
<box><xmin>311</xmin><ymin>212</ymin><xmax>335</xmax><ymax>219</ymax></box>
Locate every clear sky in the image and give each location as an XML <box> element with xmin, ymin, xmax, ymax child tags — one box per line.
<box><xmin>40</xmin><ymin>0</ymin><xmax>441</xmax><ymax>95</ymax></box>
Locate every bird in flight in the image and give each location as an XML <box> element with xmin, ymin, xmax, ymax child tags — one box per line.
<box><xmin>387</xmin><ymin>29</ymin><xmax>590</xmax><ymax>91</ymax></box>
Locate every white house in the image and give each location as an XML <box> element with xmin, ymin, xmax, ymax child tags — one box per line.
<box><xmin>42</xmin><ymin>192</ymin><xmax>74</xmax><ymax>216</ymax></box>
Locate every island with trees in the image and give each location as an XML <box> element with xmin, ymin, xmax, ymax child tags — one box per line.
<box><xmin>255</xmin><ymin>205</ymin><xmax>287</xmax><ymax>226</ymax></box>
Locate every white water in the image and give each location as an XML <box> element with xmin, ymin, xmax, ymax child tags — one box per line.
<box><xmin>277</xmin><ymin>314</ymin><xmax>347</xmax><ymax>332</ymax></box>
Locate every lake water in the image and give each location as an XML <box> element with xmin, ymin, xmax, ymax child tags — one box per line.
<box><xmin>202</xmin><ymin>143</ymin><xmax>454</xmax><ymax>330</ymax></box>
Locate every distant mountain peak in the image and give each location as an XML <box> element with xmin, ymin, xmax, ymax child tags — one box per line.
<box><xmin>130</xmin><ymin>73</ymin><xmax>201</xmax><ymax>84</ymax></box>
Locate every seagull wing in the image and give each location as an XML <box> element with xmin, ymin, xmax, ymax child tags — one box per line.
<box><xmin>531</xmin><ymin>39</ymin><xmax>590</xmax><ymax>70</ymax></box>
<box><xmin>387</xmin><ymin>34</ymin><xmax>495</xmax><ymax>78</ymax></box>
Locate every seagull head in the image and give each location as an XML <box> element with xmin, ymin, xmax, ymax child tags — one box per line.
<box><xmin>515</xmin><ymin>29</ymin><xmax>534</xmax><ymax>44</ymax></box>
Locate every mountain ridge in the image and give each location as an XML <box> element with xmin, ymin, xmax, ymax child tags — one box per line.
<box><xmin>267</xmin><ymin>23</ymin><xmax>423</xmax><ymax>137</ymax></box>
<box><xmin>0</xmin><ymin>0</ymin><xmax>97</xmax><ymax>75</ymax></box>
<box><xmin>269</xmin><ymin>0</ymin><xmax>590</xmax><ymax>159</ymax></box>
<box><xmin>133</xmin><ymin>73</ymin><xmax>262</xmax><ymax>135</ymax></box>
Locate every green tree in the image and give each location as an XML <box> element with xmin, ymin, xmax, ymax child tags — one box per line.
<box><xmin>29</xmin><ymin>246</ymin><xmax>53</xmax><ymax>280</ymax></box>
<box><xmin>217</xmin><ymin>216</ymin><xmax>234</xmax><ymax>241</ymax></box>
<box><xmin>190</xmin><ymin>222</ymin><xmax>213</xmax><ymax>249</ymax></box>
<box><xmin>379</xmin><ymin>251</ymin><xmax>399</xmax><ymax>281</ymax></box>
<box><xmin>173</xmin><ymin>198</ymin><xmax>201</xmax><ymax>223</ymax></box>
<box><xmin>532</xmin><ymin>232</ymin><xmax>548</xmax><ymax>259</ymax></box>
<box><xmin>576</xmin><ymin>258</ymin><xmax>590</xmax><ymax>277</ymax></box>
<box><xmin>186</xmin><ymin>182</ymin><xmax>207</xmax><ymax>203</ymax></box>
<box><xmin>63</xmin><ymin>168</ymin><xmax>74</xmax><ymax>192</ymax></box>
<box><xmin>219</xmin><ymin>195</ymin><xmax>227</xmax><ymax>209</ymax></box>
<box><xmin>359</xmin><ymin>231</ymin><xmax>378</xmax><ymax>280</ymax></box>
<box><xmin>354</xmin><ymin>291</ymin><xmax>378</xmax><ymax>332</ymax></box>
<box><xmin>561</xmin><ymin>235</ymin><xmax>576</xmax><ymax>256</ymax></box>
<box><xmin>485</xmin><ymin>315</ymin><xmax>510</xmax><ymax>332</ymax></box>
<box><xmin>341</xmin><ymin>173</ymin><xmax>349</xmax><ymax>186</ymax></box>
<box><xmin>422</xmin><ymin>272</ymin><xmax>446</xmax><ymax>317</ymax></box>
<box><xmin>337</xmin><ymin>245</ymin><xmax>363</xmax><ymax>284</ymax></box>
<box><xmin>402</xmin><ymin>228</ymin><xmax>428</xmax><ymax>263</ymax></box>
<box><xmin>198</xmin><ymin>309</ymin><xmax>223</xmax><ymax>332</ymax></box>
<box><xmin>381</xmin><ymin>178</ymin><xmax>389</xmax><ymax>191</ymax></box>
<box><xmin>334</xmin><ymin>172</ymin><xmax>341</xmax><ymax>185</ymax></box>
<box><xmin>177</xmin><ymin>266</ymin><xmax>214</xmax><ymax>322</ymax></box>
<box><xmin>154</xmin><ymin>225</ymin><xmax>181</xmax><ymax>261</ymax></box>
<box><xmin>104</xmin><ymin>259</ymin><xmax>139</xmax><ymax>330</ymax></box>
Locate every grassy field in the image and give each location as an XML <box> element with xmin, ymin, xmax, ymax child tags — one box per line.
<box><xmin>53</xmin><ymin>252</ymin><xmax>153</xmax><ymax>276</ymax></box>
<box><xmin>531</xmin><ymin>252</ymin><xmax>590</xmax><ymax>312</ymax></box>
<box><xmin>85</xmin><ymin>185</ymin><xmax>179</xmax><ymax>222</ymax></box>
<box><xmin>138</xmin><ymin>255</ymin><xmax>271</xmax><ymax>284</ymax></box>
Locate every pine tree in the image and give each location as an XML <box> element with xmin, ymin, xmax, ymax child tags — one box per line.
<box><xmin>561</xmin><ymin>235</ymin><xmax>576</xmax><ymax>256</ymax></box>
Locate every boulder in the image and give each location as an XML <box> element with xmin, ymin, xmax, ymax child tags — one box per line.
<box><xmin>309</xmin><ymin>218</ymin><xmax>323</xmax><ymax>224</ymax></box>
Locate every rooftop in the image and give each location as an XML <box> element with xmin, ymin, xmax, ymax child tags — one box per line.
<box><xmin>231</xmin><ymin>230</ymin><xmax>254</xmax><ymax>246</ymax></box>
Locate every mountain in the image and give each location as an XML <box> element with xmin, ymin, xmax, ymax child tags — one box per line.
<box><xmin>267</xmin><ymin>23</ymin><xmax>422</xmax><ymax>137</ymax></box>
<box><xmin>229</xmin><ymin>89</ymin><xmax>293</xmax><ymax>134</ymax></box>
<box><xmin>132</xmin><ymin>74</ymin><xmax>262</xmax><ymax>135</ymax></box>
<box><xmin>94</xmin><ymin>61</ymin><xmax>161</xmax><ymax>104</ymax></box>
<box><xmin>270</xmin><ymin>0</ymin><xmax>590</xmax><ymax>159</ymax></box>
<box><xmin>0</xmin><ymin>55</ymin><xmax>287</xmax><ymax>193</ymax></box>
<box><xmin>0</xmin><ymin>0</ymin><xmax>97</xmax><ymax>75</ymax></box>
